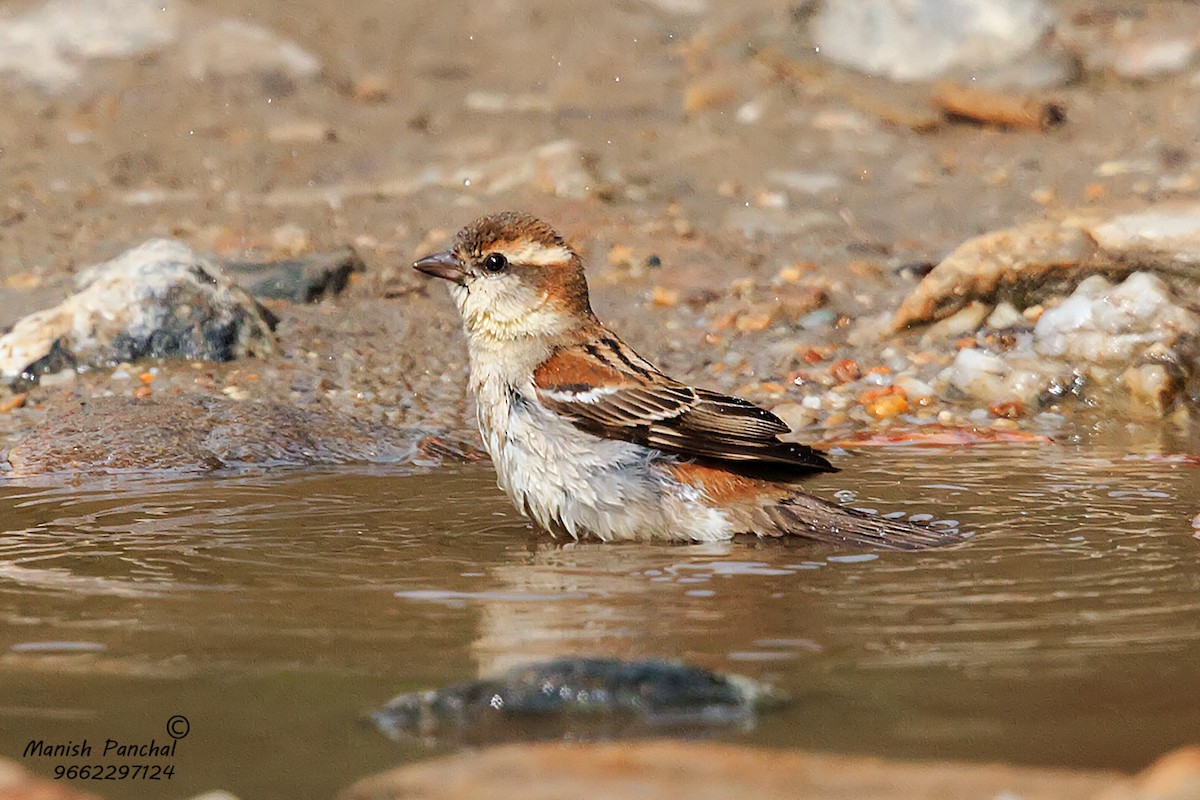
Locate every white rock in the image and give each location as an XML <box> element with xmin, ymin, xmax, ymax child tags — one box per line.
<box><xmin>1112</xmin><ymin>36</ymin><xmax>1198</xmax><ymax>80</ymax></box>
<box><xmin>635</xmin><ymin>0</ymin><xmax>706</xmax><ymax>14</ymax></box>
<box><xmin>986</xmin><ymin>301</ymin><xmax>1027</xmax><ymax>329</ymax></box>
<box><xmin>179</xmin><ymin>18</ymin><xmax>319</xmax><ymax>81</ymax></box>
<box><xmin>464</xmin><ymin>91</ymin><xmax>554</xmax><ymax>113</ymax></box>
<box><xmin>771</xmin><ymin>401</ymin><xmax>817</xmax><ymax>431</ymax></box>
<box><xmin>942</xmin><ymin>347</ymin><xmax>1007</xmax><ymax>399</ymax></box>
<box><xmin>267</xmin><ymin>120</ymin><xmax>335</xmax><ymax>144</ymax></box>
<box><xmin>0</xmin><ymin>239</ymin><xmax>275</xmax><ymax>383</ymax></box>
<box><xmin>1089</xmin><ymin>205</ymin><xmax>1200</xmax><ymax>263</ymax></box>
<box><xmin>938</xmin><ymin>348</ymin><xmax>1062</xmax><ymax>405</ymax></box>
<box><xmin>812</xmin><ymin>0</ymin><xmax>1058</xmax><ymax>83</ymax></box>
<box><xmin>895</xmin><ymin>375</ymin><xmax>935</xmax><ymax>400</ymax></box>
<box><xmin>735</xmin><ymin>101</ymin><xmax>763</xmax><ymax>125</ymax></box>
<box><xmin>0</xmin><ymin>0</ymin><xmax>180</xmax><ymax>90</ymax></box>
<box><xmin>766</xmin><ymin>170</ymin><xmax>845</xmax><ymax>195</ymax></box>
<box><xmin>1033</xmin><ymin>272</ymin><xmax>1199</xmax><ymax>362</ymax></box>
<box><xmin>0</xmin><ymin>0</ymin><xmax>319</xmax><ymax>92</ymax></box>
<box><xmin>1123</xmin><ymin>362</ymin><xmax>1180</xmax><ymax>415</ymax></box>
<box><xmin>922</xmin><ymin>301</ymin><xmax>990</xmax><ymax>339</ymax></box>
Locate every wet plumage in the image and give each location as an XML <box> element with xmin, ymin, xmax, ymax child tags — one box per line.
<box><xmin>414</xmin><ymin>212</ymin><xmax>964</xmax><ymax>549</ymax></box>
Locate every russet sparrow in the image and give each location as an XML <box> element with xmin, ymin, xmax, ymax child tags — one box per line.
<box><xmin>415</xmin><ymin>212</ymin><xmax>962</xmax><ymax>548</ymax></box>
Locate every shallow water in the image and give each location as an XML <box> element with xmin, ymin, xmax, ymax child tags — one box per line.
<box><xmin>1</xmin><ymin>443</ymin><xmax>1199</xmax><ymax>799</ymax></box>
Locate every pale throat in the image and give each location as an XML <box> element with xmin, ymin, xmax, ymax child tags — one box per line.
<box><xmin>456</xmin><ymin>287</ymin><xmax>574</xmax><ymax>352</ymax></box>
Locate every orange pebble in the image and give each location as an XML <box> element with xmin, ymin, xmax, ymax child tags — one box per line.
<box><xmin>830</xmin><ymin>358</ymin><xmax>861</xmax><ymax>384</ymax></box>
<box><xmin>860</xmin><ymin>386</ymin><xmax>909</xmax><ymax>419</ymax></box>
<box><xmin>988</xmin><ymin>399</ymin><xmax>1025</xmax><ymax>419</ymax></box>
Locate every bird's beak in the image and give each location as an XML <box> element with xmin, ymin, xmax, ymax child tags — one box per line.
<box><xmin>413</xmin><ymin>250</ymin><xmax>467</xmax><ymax>286</ymax></box>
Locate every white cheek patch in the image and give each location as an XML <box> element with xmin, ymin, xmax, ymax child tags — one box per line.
<box><xmin>498</xmin><ymin>242</ymin><xmax>574</xmax><ymax>266</ymax></box>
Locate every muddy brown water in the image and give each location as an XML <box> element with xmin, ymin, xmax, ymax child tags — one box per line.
<box><xmin>1</xmin><ymin>443</ymin><xmax>1199</xmax><ymax>800</ymax></box>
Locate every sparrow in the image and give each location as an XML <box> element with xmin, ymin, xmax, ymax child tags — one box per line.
<box><xmin>414</xmin><ymin>211</ymin><xmax>962</xmax><ymax>549</ymax></box>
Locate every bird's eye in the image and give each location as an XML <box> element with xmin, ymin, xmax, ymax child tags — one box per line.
<box><xmin>482</xmin><ymin>253</ymin><xmax>508</xmax><ymax>273</ymax></box>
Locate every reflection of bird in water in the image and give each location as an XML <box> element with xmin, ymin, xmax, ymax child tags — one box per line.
<box><xmin>416</xmin><ymin>212</ymin><xmax>962</xmax><ymax>548</ymax></box>
<box><xmin>470</xmin><ymin>541</ymin><xmax>733</xmax><ymax>675</ymax></box>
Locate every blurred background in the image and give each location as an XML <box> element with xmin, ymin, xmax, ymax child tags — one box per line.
<box><xmin>0</xmin><ymin>0</ymin><xmax>1196</xmax><ymax>297</ymax></box>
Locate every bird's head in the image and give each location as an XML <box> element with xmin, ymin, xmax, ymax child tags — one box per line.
<box><xmin>414</xmin><ymin>212</ymin><xmax>593</xmax><ymax>343</ymax></box>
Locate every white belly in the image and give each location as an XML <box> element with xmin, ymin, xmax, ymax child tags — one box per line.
<box><xmin>475</xmin><ymin>380</ymin><xmax>732</xmax><ymax>542</ymax></box>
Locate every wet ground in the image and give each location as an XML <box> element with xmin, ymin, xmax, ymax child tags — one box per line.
<box><xmin>3</xmin><ymin>0</ymin><xmax>1200</xmax><ymax>448</ymax></box>
<box><xmin>2</xmin><ymin>442</ymin><xmax>1199</xmax><ymax>799</ymax></box>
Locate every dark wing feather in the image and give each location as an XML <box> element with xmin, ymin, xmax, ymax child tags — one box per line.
<box><xmin>533</xmin><ymin>338</ymin><xmax>835</xmax><ymax>474</ymax></box>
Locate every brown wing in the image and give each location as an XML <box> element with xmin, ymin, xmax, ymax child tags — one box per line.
<box><xmin>532</xmin><ymin>336</ymin><xmax>835</xmax><ymax>473</ymax></box>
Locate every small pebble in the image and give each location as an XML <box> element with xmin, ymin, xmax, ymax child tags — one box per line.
<box><xmin>651</xmin><ymin>286</ymin><xmax>680</xmax><ymax>307</ymax></box>
<box><xmin>351</xmin><ymin>73</ymin><xmax>391</xmax><ymax>103</ymax></box>
<box><xmin>988</xmin><ymin>399</ymin><xmax>1025</xmax><ymax>419</ymax></box>
<box><xmin>608</xmin><ymin>244</ymin><xmax>634</xmax><ymax>267</ymax></box>
<box><xmin>800</xmin><ymin>347</ymin><xmax>825</xmax><ymax>365</ymax></box>
<box><xmin>683</xmin><ymin>81</ymin><xmax>735</xmax><ymax>114</ymax></box>
<box><xmin>267</xmin><ymin>120</ymin><xmax>336</xmax><ymax>144</ymax></box>
<box><xmin>0</xmin><ymin>393</ymin><xmax>28</xmax><ymax>413</ymax></box>
<box><xmin>735</xmin><ymin>101</ymin><xmax>763</xmax><ymax>125</ymax></box>
<box><xmin>830</xmin><ymin>358</ymin><xmax>861</xmax><ymax>384</ymax></box>
<box><xmin>798</xmin><ymin>309</ymin><xmax>837</xmax><ymax>330</ymax></box>
<box><xmin>860</xmin><ymin>386</ymin><xmax>909</xmax><ymax>419</ymax></box>
<box><xmin>735</xmin><ymin>309</ymin><xmax>774</xmax><ymax>332</ymax></box>
<box><xmin>895</xmin><ymin>376</ymin><xmax>935</xmax><ymax>403</ymax></box>
<box><xmin>986</xmin><ymin>301</ymin><xmax>1026</xmax><ymax>330</ymax></box>
<box><xmin>272</xmin><ymin>223</ymin><xmax>311</xmax><ymax>254</ymax></box>
<box><xmin>40</xmin><ymin>370</ymin><xmax>78</xmax><ymax>387</ymax></box>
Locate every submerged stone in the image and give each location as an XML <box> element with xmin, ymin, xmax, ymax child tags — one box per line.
<box><xmin>371</xmin><ymin>658</ymin><xmax>780</xmax><ymax>745</ymax></box>
<box><xmin>4</xmin><ymin>395</ymin><xmax>474</xmax><ymax>475</ymax></box>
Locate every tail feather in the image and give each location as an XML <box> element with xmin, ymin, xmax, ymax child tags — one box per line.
<box><xmin>759</xmin><ymin>493</ymin><xmax>967</xmax><ymax>550</ymax></box>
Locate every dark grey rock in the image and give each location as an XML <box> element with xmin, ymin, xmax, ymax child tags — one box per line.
<box><xmin>371</xmin><ymin>658</ymin><xmax>781</xmax><ymax>745</ymax></box>
<box><xmin>224</xmin><ymin>248</ymin><xmax>366</xmax><ymax>303</ymax></box>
